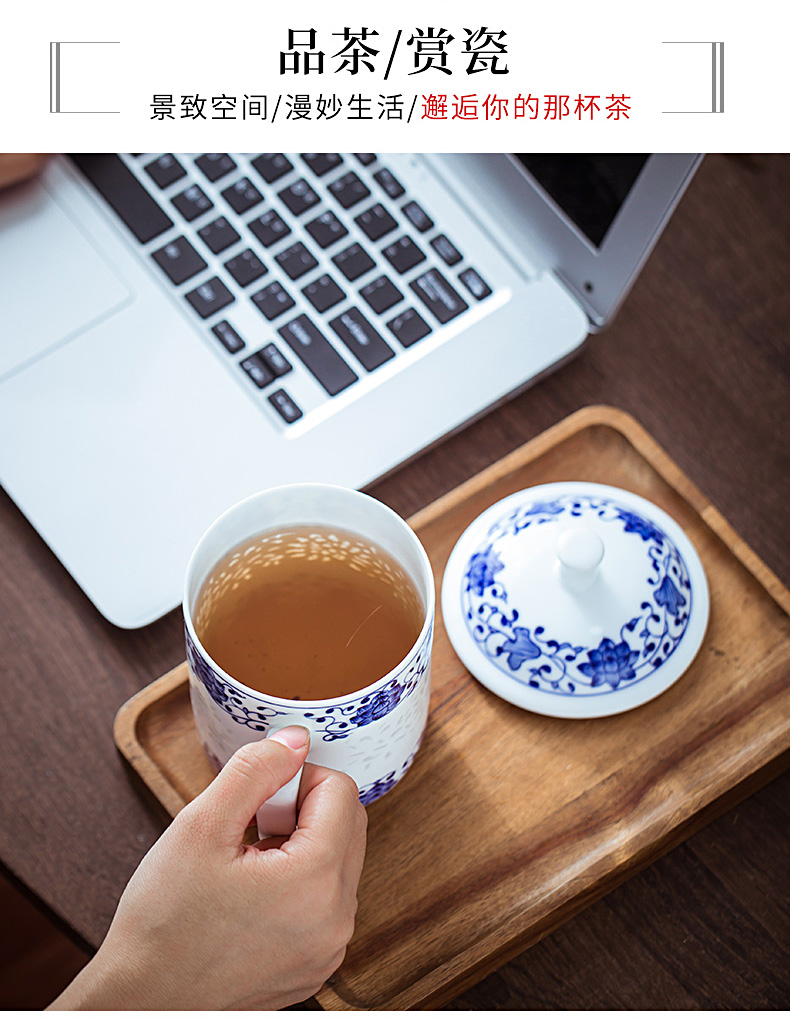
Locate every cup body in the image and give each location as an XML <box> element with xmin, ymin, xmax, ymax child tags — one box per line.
<box><xmin>183</xmin><ymin>484</ymin><xmax>434</xmax><ymax>805</ymax></box>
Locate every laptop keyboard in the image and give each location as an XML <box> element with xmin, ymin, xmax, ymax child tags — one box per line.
<box><xmin>71</xmin><ymin>153</ymin><xmax>495</xmax><ymax>427</ymax></box>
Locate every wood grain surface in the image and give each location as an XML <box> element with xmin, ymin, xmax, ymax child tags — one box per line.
<box><xmin>1</xmin><ymin>153</ymin><xmax>788</xmax><ymax>1009</ymax></box>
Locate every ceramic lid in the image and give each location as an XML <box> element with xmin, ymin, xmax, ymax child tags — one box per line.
<box><xmin>441</xmin><ymin>482</ymin><xmax>709</xmax><ymax>718</ymax></box>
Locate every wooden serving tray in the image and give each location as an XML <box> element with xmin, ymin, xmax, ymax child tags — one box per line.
<box><xmin>114</xmin><ymin>405</ymin><xmax>790</xmax><ymax>1011</ymax></box>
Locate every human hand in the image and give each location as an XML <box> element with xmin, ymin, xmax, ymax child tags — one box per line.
<box><xmin>49</xmin><ymin>727</ymin><xmax>367</xmax><ymax>1010</ymax></box>
<box><xmin>0</xmin><ymin>154</ymin><xmax>49</xmax><ymax>190</ymax></box>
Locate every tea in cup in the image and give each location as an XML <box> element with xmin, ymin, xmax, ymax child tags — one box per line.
<box><xmin>183</xmin><ymin>484</ymin><xmax>435</xmax><ymax>834</ymax></box>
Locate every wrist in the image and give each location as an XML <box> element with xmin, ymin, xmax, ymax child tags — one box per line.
<box><xmin>47</xmin><ymin>937</ymin><xmax>151</xmax><ymax>1010</ymax></box>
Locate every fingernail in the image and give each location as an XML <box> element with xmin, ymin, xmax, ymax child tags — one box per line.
<box><xmin>269</xmin><ymin>725</ymin><xmax>310</xmax><ymax>751</ymax></box>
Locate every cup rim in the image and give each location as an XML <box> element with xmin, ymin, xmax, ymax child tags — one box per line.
<box><xmin>183</xmin><ymin>483</ymin><xmax>435</xmax><ymax>709</ymax></box>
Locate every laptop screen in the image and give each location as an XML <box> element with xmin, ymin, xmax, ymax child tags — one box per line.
<box><xmin>512</xmin><ymin>154</ymin><xmax>649</xmax><ymax>249</ymax></box>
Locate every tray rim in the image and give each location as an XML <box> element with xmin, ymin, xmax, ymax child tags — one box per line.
<box><xmin>113</xmin><ymin>403</ymin><xmax>790</xmax><ymax>1011</ymax></box>
<box><xmin>114</xmin><ymin>663</ymin><xmax>197</xmax><ymax>817</ymax></box>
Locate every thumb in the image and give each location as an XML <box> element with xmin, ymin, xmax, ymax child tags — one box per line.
<box><xmin>186</xmin><ymin>726</ymin><xmax>310</xmax><ymax>847</ymax></box>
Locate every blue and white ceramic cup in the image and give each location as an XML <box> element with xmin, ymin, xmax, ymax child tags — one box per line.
<box><xmin>183</xmin><ymin>484</ymin><xmax>434</xmax><ymax>835</ymax></box>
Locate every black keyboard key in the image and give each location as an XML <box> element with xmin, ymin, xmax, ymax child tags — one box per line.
<box><xmin>328</xmin><ymin>171</ymin><xmax>371</xmax><ymax>210</ymax></box>
<box><xmin>278</xmin><ymin>315</ymin><xmax>358</xmax><ymax>396</ymax></box>
<box><xmin>354</xmin><ymin>203</ymin><xmax>397</xmax><ymax>242</ymax></box>
<box><xmin>305</xmin><ymin>210</ymin><xmax>349</xmax><ymax>249</ymax></box>
<box><xmin>269</xmin><ymin>388</ymin><xmax>303</xmax><ymax>423</ymax></box>
<box><xmin>212</xmin><ymin>320</ymin><xmax>245</xmax><ymax>354</ymax></box>
<box><xmin>151</xmin><ymin>236</ymin><xmax>207</xmax><ymax>285</ymax></box>
<box><xmin>251</xmin><ymin>280</ymin><xmax>295</xmax><ymax>320</ymax></box>
<box><xmin>431</xmin><ymin>234</ymin><xmax>463</xmax><ymax>266</ymax></box>
<box><xmin>360</xmin><ymin>275</ymin><xmax>403</xmax><ymax>315</ymax></box>
<box><xmin>171</xmin><ymin>183</ymin><xmax>213</xmax><ymax>222</ymax></box>
<box><xmin>387</xmin><ymin>307</ymin><xmax>431</xmax><ymax>348</ymax></box>
<box><xmin>258</xmin><ymin>343</ymin><xmax>292</xmax><ymax>377</ymax></box>
<box><xmin>144</xmin><ymin>154</ymin><xmax>186</xmax><ymax>189</ymax></box>
<box><xmin>195</xmin><ymin>153</ymin><xmax>237</xmax><ymax>182</ymax></box>
<box><xmin>354</xmin><ymin>153</ymin><xmax>377</xmax><ymax>167</ymax></box>
<box><xmin>221</xmin><ymin>176</ymin><xmax>264</xmax><ymax>215</ymax></box>
<box><xmin>459</xmin><ymin>267</ymin><xmax>493</xmax><ymax>300</ymax></box>
<box><xmin>373</xmin><ymin>167</ymin><xmax>405</xmax><ymax>199</ymax></box>
<box><xmin>275</xmin><ymin>241</ymin><xmax>319</xmax><ymax>280</ymax></box>
<box><xmin>329</xmin><ymin>308</ymin><xmax>395</xmax><ymax>372</ymax></box>
<box><xmin>409</xmin><ymin>268</ymin><xmax>469</xmax><ymax>324</ymax></box>
<box><xmin>248</xmin><ymin>209</ymin><xmax>291</xmax><ymax>247</ymax></box>
<box><xmin>301</xmin><ymin>153</ymin><xmax>343</xmax><ymax>177</ymax></box>
<box><xmin>251</xmin><ymin>153</ymin><xmax>293</xmax><ymax>184</ymax></box>
<box><xmin>224</xmin><ymin>248</ymin><xmax>267</xmax><ymax>287</ymax></box>
<box><xmin>332</xmin><ymin>243</ymin><xmax>376</xmax><ymax>282</ymax></box>
<box><xmin>240</xmin><ymin>354</ymin><xmax>275</xmax><ymax>389</ymax></box>
<box><xmin>402</xmin><ymin>200</ymin><xmax>434</xmax><ymax>234</ymax></box>
<box><xmin>302</xmin><ymin>274</ymin><xmax>345</xmax><ymax>313</ymax></box>
<box><xmin>198</xmin><ymin>216</ymin><xmax>241</xmax><ymax>254</ymax></box>
<box><xmin>185</xmin><ymin>277</ymin><xmax>235</xmax><ymax>319</ymax></box>
<box><xmin>70</xmin><ymin>154</ymin><xmax>173</xmax><ymax>244</ymax></box>
<box><xmin>278</xmin><ymin>178</ymin><xmax>320</xmax><ymax>217</ymax></box>
<box><xmin>382</xmin><ymin>236</ymin><xmax>426</xmax><ymax>275</ymax></box>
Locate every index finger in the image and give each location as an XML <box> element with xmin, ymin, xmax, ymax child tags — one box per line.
<box><xmin>289</xmin><ymin>763</ymin><xmax>367</xmax><ymax>867</ymax></box>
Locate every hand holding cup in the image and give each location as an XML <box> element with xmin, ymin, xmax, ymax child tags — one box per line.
<box><xmin>50</xmin><ymin>728</ymin><xmax>367</xmax><ymax>1010</ymax></box>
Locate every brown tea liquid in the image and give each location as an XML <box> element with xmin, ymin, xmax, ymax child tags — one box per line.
<box><xmin>194</xmin><ymin>525</ymin><xmax>424</xmax><ymax>700</ymax></box>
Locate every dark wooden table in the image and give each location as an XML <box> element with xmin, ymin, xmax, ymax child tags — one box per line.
<box><xmin>1</xmin><ymin>153</ymin><xmax>788</xmax><ymax>1009</ymax></box>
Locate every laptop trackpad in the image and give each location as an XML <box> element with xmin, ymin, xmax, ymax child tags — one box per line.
<box><xmin>0</xmin><ymin>179</ymin><xmax>131</xmax><ymax>378</ymax></box>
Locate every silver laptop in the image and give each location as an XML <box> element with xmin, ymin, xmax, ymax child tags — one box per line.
<box><xmin>0</xmin><ymin>152</ymin><xmax>700</xmax><ymax>628</ymax></box>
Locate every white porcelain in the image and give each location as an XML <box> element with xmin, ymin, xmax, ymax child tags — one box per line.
<box><xmin>441</xmin><ymin>482</ymin><xmax>709</xmax><ymax>719</ymax></box>
<box><xmin>184</xmin><ymin>484</ymin><xmax>434</xmax><ymax>833</ymax></box>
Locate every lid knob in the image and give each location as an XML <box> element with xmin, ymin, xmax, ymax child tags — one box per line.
<box><xmin>556</xmin><ymin>527</ymin><xmax>604</xmax><ymax>593</ymax></box>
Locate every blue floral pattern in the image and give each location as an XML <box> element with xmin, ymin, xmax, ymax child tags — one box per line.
<box><xmin>358</xmin><ymin>749</ymin><xmax>418</xmax><ymax>806</ymax></box>
<box><xmin>186</xmin><ymin>627</ymin><xmax>288</xmax><ymax>731</ymax></box>
<box><xmin>578</xmin><ymin>637</ymin><xmax>639</xmax><ymax>689</ymax></box>
<box><xmin>186</xmin><ymin>621</ymin><xmax>432</xmax><ymax>738</ymax></box>
<box><xmin>461</xmin><ymin>494</ymin><xmax>693</xmax><ymax>698</ymax></box>
<box><xmin>500</xmin><ymin>627</ymin><xmax>541</xmax><ymax>670</ymax></box>
<box><xmin>616</xmin><ymin>509</ymin><xmax>665</xmax><ymax>544</ymax></box>
<box><xmin>523</xmin><ymin>499</ymin><xmax>565</xmax><ymax>517</ymax></box>
<box><xmin>654</xmin><ymin>574</ymin><xmax>687</xmax><ymax>616</ymax></box>
<box><xmin>465</xmin><ymin>544</ymin><xmax>505</xmax><ymax>596</ymax></box>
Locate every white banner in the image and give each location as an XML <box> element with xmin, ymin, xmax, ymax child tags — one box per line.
<box><xmin>1</xmin><ymin>0</ymin><xmax>786</xmax><ymax>152</ymax></box>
